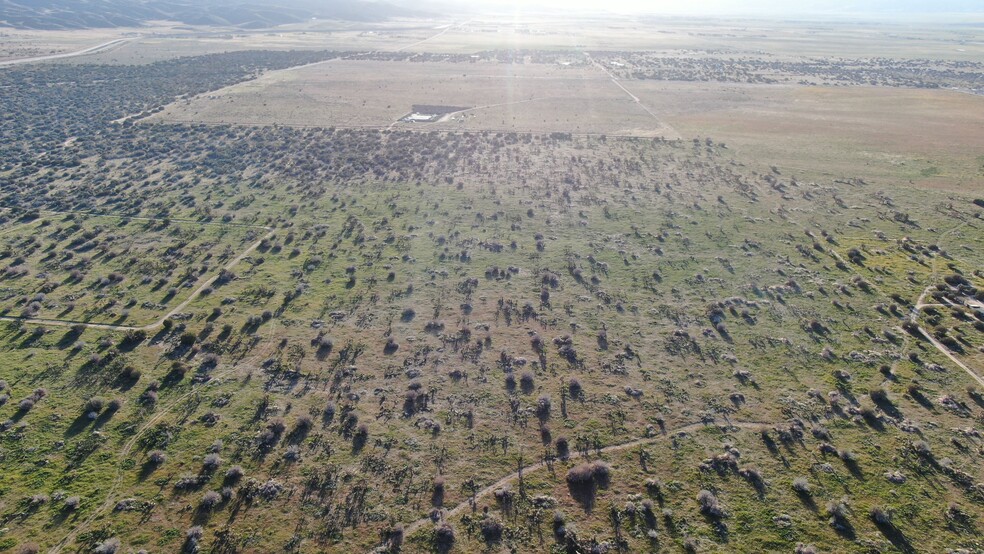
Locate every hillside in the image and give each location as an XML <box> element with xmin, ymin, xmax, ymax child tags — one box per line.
<box><xmin>0</xmin><ymin>0</ymin><xmax>417</xmax><ymax>30</ymax></box>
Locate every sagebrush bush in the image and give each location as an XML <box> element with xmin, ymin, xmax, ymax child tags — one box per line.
<box><xmin>792</xmin><ymin>477</ymin><xmax>811</xmax><ymax>495</ymax></box>
<box><xmin>434</xmin><ymin>523</ymin><xmax>455</xmax><ymax>551</ymax></box>
<box><xmin>201</xmin><ymin>491</ymin><xmax>222</xmax><ymax>510</ymax></box>
<box><xmin>565</xmin><ymin>461</ymin><xmax>610</xmax><ymax>489</ymax></box>
<box><xmin>697</xmin><ymin>489</ymin><xmax>726</xmax><ymax>518</ymax></box>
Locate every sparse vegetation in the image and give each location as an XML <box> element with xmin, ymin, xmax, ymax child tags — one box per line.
<box><xmin>0</xmin><ymin>11</ymin><xmax>981</xmax><ymax>554</ymax></box>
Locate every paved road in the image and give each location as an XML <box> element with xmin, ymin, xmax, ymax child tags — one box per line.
<box><xmin>0</xmin><ymin>38</ymin><xmax>134</xmax><ymax>67</ymax></box>
<box><xmin>397</xmin><ymin>20</ymin><xmax>471</xmax><ymax>52</ymax></box>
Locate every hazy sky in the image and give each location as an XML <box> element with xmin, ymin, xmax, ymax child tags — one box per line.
<box><xmin>471</xmin><ymin>0</ymin><xmax>982</xmax><ymax>16</ymax></box>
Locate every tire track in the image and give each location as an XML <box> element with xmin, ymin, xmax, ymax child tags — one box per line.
<box><xmin>48</xmin><ymin>340</ymin><xmax>275</xmax><ymax>553</ymax></box>
<box><xmin>584</xmin><ymin>52</ymin><xmax>680</xmax><ymax>139</ymax></box>
<box><xmin>389</xmin><ymin>419</ymin><xmax>772</xmax><ymax>546</ymax></box>
<box><xmin>0</xmin><ymin>212</ymin><xmax>273</xmax><ymax>332</ymax></box>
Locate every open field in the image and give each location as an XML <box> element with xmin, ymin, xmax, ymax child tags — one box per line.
<box><xmin>350</xmin><ymin>17</ymin><xmax>984</xmax><ymax>61</ymax></box>
<box><xmin>149</xmin><ymin>59</ymin><xmax>679</xmax><ymax>136</ymax></box>
<box><xmin>65</xmin><ymin>23</ymin><xmax>455</xmax><ymax>65</ymax></box>
<box><xmin>0</xmin><ymin>28</ymin><xmax>142</xmax><ymax>62</ymax></box>
<box><xmin>14</xmin><ymin>14</ymin><xmax>982</xmax><ymax>67</ymax></box>
<box><xmin>147</xmin><ymin>58</ymin><xmax>983</xmax><ymax>191</ymax></box>
<box><xmin>634</xmin><ymin>82</ymin><xmax>984</xmax><ymax>193</ymax></box>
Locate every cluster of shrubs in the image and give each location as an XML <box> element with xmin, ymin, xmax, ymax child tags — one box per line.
<box><xmin>565</xmin><ymin>461</ymin><xmax>611</xmax><ymax>489</ymax></box>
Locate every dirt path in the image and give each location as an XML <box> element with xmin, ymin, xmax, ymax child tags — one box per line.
<box><xmin>0</xmin><ymin>213</ymin><xmax>273</xmax><ymax>332</ymax></box>
<box><xmin>916</xmin><ymin>326</ymin><xmax>984</xmax><ymax>388</ymax></box>
<box><xmin>0</xmin><ymin>38</ymin><xmax>135</xmax><ymax>68</ymax></box>
<box><xmin>140</xmin><ymin>227</ymin><xmax>276</xmax><ymax>330</ymax></box>
<box><xmin>915</xmin><ymin>222</ymin><xmax>966</xmax><ymax>308</ymax></box>
<box><xmin>391</xmin><ymin>419</ymin><xmax>771</xmax><ymax>544</ymax></box>
<box><xmin>48</xmin><ymin>342</ymin><xmax>274</xmax><ymax>554</ymax></box>
<box><xmin>906</xmin><ymin>221</ymin><xmax>984</xmax><ymax>387</ymax></box>
<box><xmin>382</xmin><ymin>219</ymin><xmax>982</xmax><ymax>548</ymax></box>
<box><xmin>821</xmin><ymin>220</ymin><xmax>983</xmax><ymax>387</ymax></box>
<box><xmin>129</xmin><ymin>21</ymin><xmax>468</xmax><ymax>125</ymax></box>
<box><xmin>397</xmin><ymin>20</ymin><xmax>470</xmax><ymax>52</ymax></box>
<box><xmin>584</xmin><ymin>53</ymin><xmax>680</xmax><ymax>139</ymax></box>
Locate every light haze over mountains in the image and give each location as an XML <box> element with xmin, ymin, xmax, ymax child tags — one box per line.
<box><xmin>1</xmin><ymin>0</ymin><xmax>980</xmax><ymax>30</ymax></box>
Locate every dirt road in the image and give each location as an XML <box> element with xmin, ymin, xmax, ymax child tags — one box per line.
<box><xmin>389</xmin><ymin>419</ymin><xmax>771</xmax><ymax>546</ymax></box>
<box><xmin>0</xmin><ymin>223</ymin><xmax>273</xmax><ymax>332</ymax></box>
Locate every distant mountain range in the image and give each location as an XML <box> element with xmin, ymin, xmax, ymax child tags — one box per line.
<box><xmin>0</xmin><ymin>0</ymin><xmax>421</xmax><ymax>30</ymax></box>
<box><xmin>789</xmin><ymin>0</ymin><xmax>983</xmax><ymax>14</ymax></box>
<box><xmin>2</xmin><ymin>0</ymin><xmax>979</xmax><ymax>30</ymax></box>
<box><xmin>466</xmin><ymin>0</ymin><xmax>984</xmax><ymax>17</ymax></box>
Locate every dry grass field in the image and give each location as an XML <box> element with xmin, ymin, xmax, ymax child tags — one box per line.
<box><xmin>0</xmin><ymin>28</ymin><xmax>138</xmax><ymax>61</ymax></box>
<box><xmin>632</xmin><ymin>82</ymin><xmax>984</xmax><ymax>193</ymax></box>
<box><xmin>147</xmin><ymin>57</ymin><xmax>983</xmax><ymax>192</ymax></box>
<box><xmin>368</xmin><ymin>17</ymin><xmax>984</xmax><ymax>61</ymax></box>
<box><xmin>12</xmin><ymin>14</ymin><xmax>980</xmax><ymax>67</ymax></box>
<box><xmin>71</xmin><ymin>23</ymin><xmax>453</xmax><ymax>65</ymax></box>
<box><xmin>149</xmin><ymin>59</ymin><xmax>679</xmax><ymax>136</ymax></box>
